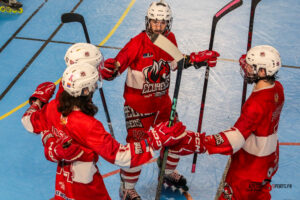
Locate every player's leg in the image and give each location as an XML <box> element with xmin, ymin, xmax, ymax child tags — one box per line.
<box><xmin>119</xmin><ymin>104</ymin><xmax>155</xmax><ymax>200</ymax></box>
<box><xmin>154</xmin><ymin>100</ymin><xmax>188</xmax><ymax>190</ymax></box>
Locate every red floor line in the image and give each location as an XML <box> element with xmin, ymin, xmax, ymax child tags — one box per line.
<box><xmin>102</xmin><ymin>143</ymin><xmax>300</xmax><ymax>178</ymax></box>
<box><xmin>102</xmin><ymin>158</ymin><xmax>158</xmax><ymax>178</ymax></box>
<box><xmin>279</xmin><ymin>142</ymin><xmax>300</xmax><ymax>146</ymax></box>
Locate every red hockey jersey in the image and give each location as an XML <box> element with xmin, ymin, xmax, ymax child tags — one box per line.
<box><xmin>115</xmin><ymin>31</ymin><xmax>177</xmax><ymax>113</ymax></box>
<box><xmin>205</xmin><ymin>81</ymin><xmax>284</xmax><ymax>182</ymax></box>
<box><xmin>22</xmin><ymin>99</ymin><xmax>154</xmax><ymax>199</ymax></box>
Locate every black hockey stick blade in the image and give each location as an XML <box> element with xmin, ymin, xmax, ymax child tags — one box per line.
<box><xmin>61</xmin><ymin>13</ymin><xmax>84</xmax><ymax>24</ymax></box>
<box><xmin>192</xmin><ymin>0</ymin><xmax>243</xmax><ymax>173</ymax></box>
<box><xmin>61</xmin><ymin>12</ymin><xmax>91</xmax><ymax>43</ymax></box>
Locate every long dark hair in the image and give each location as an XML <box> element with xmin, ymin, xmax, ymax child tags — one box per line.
<box><xmin>58</xmin><ymin>91</ymin><xmax>98</xmax><ymax>117</ymax></box>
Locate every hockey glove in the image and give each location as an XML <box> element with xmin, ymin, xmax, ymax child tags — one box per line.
<box><xmin>53</xmin><ymin>135</ymin><xmax>84</xmax><ymax>162</ymax></box>
<box><xmin>147</xmin><ymin>121</ymin><xmax>187</xmax><ymax>151</ymax></box>
<box><xmin>185</xmin><ymin>50</ymin><xmax>220</xmax><ymax>69</ymax></box>
<box><xmin>239</xmin><ymin>54</ymin><xmax>247</xmax><ymax>74</ymax></box>
<box><xmin>41</xmin><ymin>130</ymin><xmax>60</xmax><ymax>162</ymax></box>
<box><xmin>100</xmin><ymin>58</ymin><xmax>120</xmax><ymax>81</ymax></box>
<box><xmin>42</xmin><ymin>131</ymin><xmax>95</xmax><ymax>163</ymax></box>
<box><xmin>29</xmin><ymin>82</ymin><xmax>56</xmax><ymax>105</ymax></box>
<box><xmin>169</xmin><ymin>131</ymin><xmax>206</xmax><ymax>155</ymax></box>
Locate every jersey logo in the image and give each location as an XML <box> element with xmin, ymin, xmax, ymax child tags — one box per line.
<box><xmin>142</xmin><ymin>60</ymin><xmax>170</xmax><ymax>95</ymax></box>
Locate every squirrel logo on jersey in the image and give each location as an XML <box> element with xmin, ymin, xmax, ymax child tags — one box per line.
<box><xmin>142</xmin><ymin>60</ymin><xmax>170</xmax><ymax>96</ymax></box>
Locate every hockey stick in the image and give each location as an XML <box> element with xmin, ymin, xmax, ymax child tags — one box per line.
<box><xmin>61</xmin><ymin>13</ymin><xmax>115</xmax><ymax>138</ymax></box>
<box><xmin>241</xmin><ymin>0</ymin><xmax>261</xmax><ymax>108</ymax></box>
<box><xmin>191</xmin><ymin>0</ymin><xmax>243</xmax><ymax>173</ymax></box>
<box><xmin>150</xmin><ymin>34</ymin><xmax>185</xmax><ymax>200</ymax></box>
<box><xmin>214</xmin><ymin>1</ymin><xmax>261</xmax><ymax>199</ymax></box>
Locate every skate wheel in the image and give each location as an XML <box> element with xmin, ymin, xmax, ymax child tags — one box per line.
<box><xmin>5</xmin><ymin>6</ymin><xmax>12</xmax><ymax>13</ymax></box>
<box><xmin>0</xmin><ymin>6</ymin><xmax>5</xmax><ymax>13</ymax></box>
<box><xmin>18</xmin><ymin>7</ymin><xmax>23</xmax><ymax>14</ymax></box>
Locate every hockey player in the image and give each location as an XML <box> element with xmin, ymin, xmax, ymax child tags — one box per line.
<box><xmin>161</xmin><ymin>45</ymin><xmax>284</xmax><ymax>200</ymax></box>
<box><xmin>21</xmin><ymin>62</ymin><xmax>187</xmax><ymax>200</ymax></box>
<box><xmin>99</xmin><ymin>1</ymin><xmax>220</xmax><ymax>199</ymax></box>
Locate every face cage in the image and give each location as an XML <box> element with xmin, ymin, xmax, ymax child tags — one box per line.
<box><xmin>145</xmin><ymin>17</ymin><xmax>172</xmax><ymax>36</ymax></box>
<box><xmin>80</xmin><ymin>82</ymin><xmax>98</xmax><ymax>97</ymax></box>
<box><xmin>240</xmin><ymin>64</ymin><xmax>259</xmax><ymax>84</ymax></box>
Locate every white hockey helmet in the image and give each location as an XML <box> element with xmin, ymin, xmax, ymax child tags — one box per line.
<box><xmin>146</xmin><ymin>0</ymin><xmax>173</xmax><ymax>32</ymax></box>
<box><xmin>64</xmin><ymin>43</ymin><xmax>104</xmax><ymax>70</ymax></box>
<box><xmin>246</xmin><ymin>45</ymin><xmax>281</xmax><ymax>76</ymax></box>
<box><xmin>62</xmin><ymin>63</ymin><xmax>99</xmax><ymax>97</ymax></box>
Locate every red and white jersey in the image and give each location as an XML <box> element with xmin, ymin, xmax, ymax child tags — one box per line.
<box><xmin>205</xmin><ymin>81</ymin><xmax>284</xmax><ymax>182</ymax></box>
<box><xmin>21</xmin><ymin>99</ymin><xmax>155</xmax><ymax>199</ymax></box>
<box><xmin>22</xmin><ymin>99</ymin><xmax>154</xmax><ymax>168</ymax></box>
<box><xmin>116</xmin><ymin>31</ymin><xmax>177</xmax><ymax>113</ymax></box>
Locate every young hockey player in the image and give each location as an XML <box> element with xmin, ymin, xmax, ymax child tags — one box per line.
<box><xmin>21</xmin><ymin>62</ymin><xmax>187</xmax><ymax>200</ymax></box>
<box><xmin>99</xmin><ymin>1</ymin><xmax>220</xmax><ymax>199</ymax></box>
<box><xmin>162</xmin><ymin>45</ymin><xmax>285</xmax><ymax>200</ymax></box>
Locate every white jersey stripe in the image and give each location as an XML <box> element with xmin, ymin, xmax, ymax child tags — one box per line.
<box><xmin>126</xmin><ymin>68</ymin><xmax>145</xmax><ymax>89</ymax></box>
<box><xmin>243</xmin><ymin>133</ymin><xmax>278</xmax><ymax>157</ymax></box>
<box><xmin>21</xmin><ymin>115</ymin><xmax>34</xmax><ymax>133</ymax></box>
<box><xmin>224</xmin><ymin>127</ymin><xmax>245</xmax><ymax>154</ymax></box>
<box><xmin>114</xmin><ymin>144</ymin><xmax>132</xmax><ymax>167</ymax></box>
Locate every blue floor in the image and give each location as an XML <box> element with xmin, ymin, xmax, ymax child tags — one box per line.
<box><xmin>1</xmin><ymin>0</ymin><xmax>300</xmax><ymax>199</ymax></box>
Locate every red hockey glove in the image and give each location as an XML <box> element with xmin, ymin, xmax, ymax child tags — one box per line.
<box><xmin>189</xmin><ymin>50</ymin><xmax>220</xmax><ymax>68</ymax></box>
<box><xmin>239</xmin><ymin>54</ymin><xmax>247</xmax><ymax>74</ymax></box>
<box><xmin>29</xmin><ymin>82</ymin><xmax>56</xmax><ymax>105</ymax></box>
<box><xmin>147</xmin><ymin>121</ymin><xmax>187</xmax><ymax>151</ymax></box>
<box><xmin>53</xmin><ymin>135</ymin><xmax>84</xmax><ymax>162</ymax></box>
<box><xmin>100</xmin><ymin>58</ymin><xmax>120</xmax><ymax>81</ymax></box>
<box><xmin>169</xmin><ymin>131</ymin><xmax>206</xmax><ymax>155</ymax></box>
<box><xmin>41</xmin><ymin>130</ymin><xmax>59</xmax><ymax>162</ymax></box>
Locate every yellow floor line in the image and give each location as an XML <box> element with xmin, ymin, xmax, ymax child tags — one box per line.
<box><xmin>0</xmin><ymin>0</ymin><xmax>136</xmax><ymax>121</ymax></box>
<box><xmin>98</xmin><ymin>0</ymin><xmax>136</xmax><ymax>47</ymax></box>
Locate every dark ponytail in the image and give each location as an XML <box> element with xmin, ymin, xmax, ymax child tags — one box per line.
<box><xmin>58</xmin><ymin>91</ymin><xmax>98</xmax><ymax>117</ymax></box>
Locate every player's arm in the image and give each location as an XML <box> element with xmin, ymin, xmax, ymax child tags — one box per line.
<box><xmin>204</xmin><ymin>101</ymin><xmax>264</xmax><ymax>155</ymax></box>
<box><xmin>84</xmin><ymin>121</ymin><xmax>186</xmax><ymax>168</ymax></box>
<box><xmin>100</xmin><ymin>36</ymin><xmax>142</xmax><ymax>81</ymax></box>
<box><xmin>21</xmin><ymin>82</ymin><xmax>56</xmax><ymax>134</ymax></box>
<box><xmin>41</xmin><ymin>130</ymin><xmax>95</xmax><ymax>163</ymax></box>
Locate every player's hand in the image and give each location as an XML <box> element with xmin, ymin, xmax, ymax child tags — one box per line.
<box><xmin>169</xmin><ymin>131</ymin><xmax>206</xmax><ymax>155</ymax></box>
<box><xmin>147</xmin><ymin>121</ymin><xmax>186</xmax><ymax>150</ymax></box>
<box><xmin>190</xmin><ymin>50</ymin><xmax>220</xmax><ymax>68</ymax></box>
<box><xmin>54</xmin><ymin>135</ymin><xmax>84</xmax><ymax>162</ymax></box>
<box><xmin>100</xmin><ymin>58</ymin><xmax>119</xmax><ymax>81</ymax></box>
<box><xmin>29</xmin><ymin>82</ymin><xmax>56</xmax><ymax>105</ymax></box>
<box><xmin>239</xmin><ymin>54</ymin><xmax>247</xmax><ymax>71</ymax></box>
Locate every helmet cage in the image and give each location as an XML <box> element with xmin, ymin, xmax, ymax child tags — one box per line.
<box><xmin>145</xmin><ymin>1</ymin><xmax>173</xmax><ymax>35</ymax></box>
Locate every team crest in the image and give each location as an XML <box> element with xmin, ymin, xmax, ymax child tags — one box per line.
<box><xmin>143</xmin><ymin>60</ymin><xmax>170</xmax><ymax>83</ymax></box>
<box><xmin>142</xmin><ymin>60</ymin><xmax>170</xmax><ymax>95</ymax></box>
